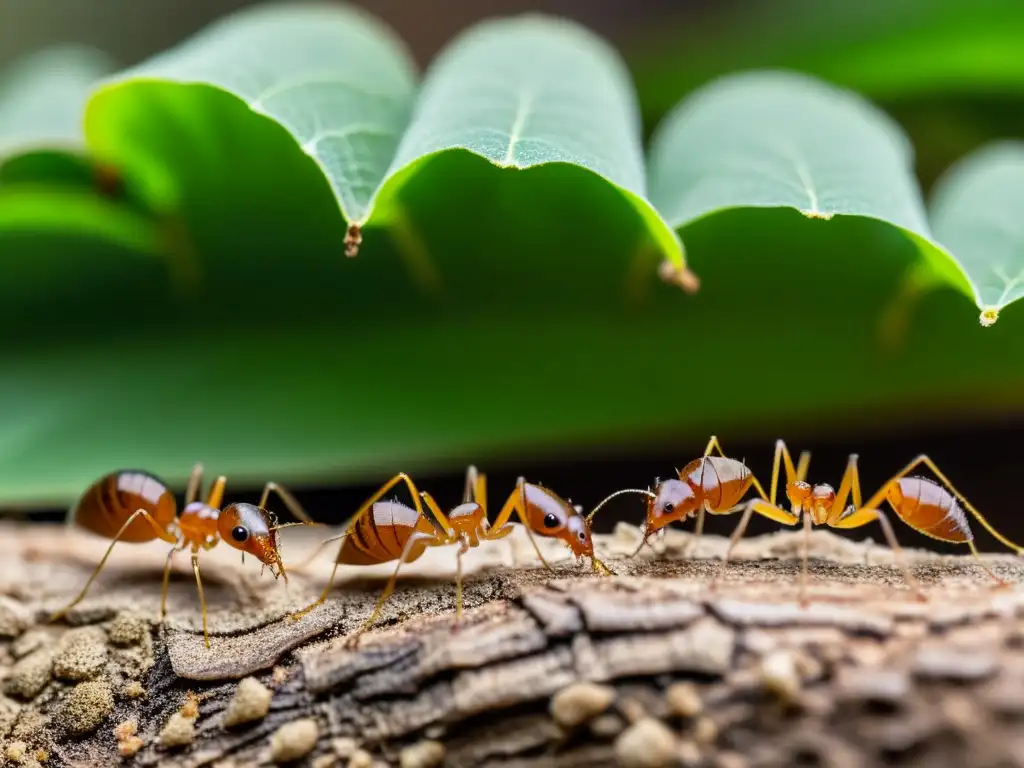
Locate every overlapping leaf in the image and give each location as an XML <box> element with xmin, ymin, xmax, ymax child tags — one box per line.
<box><xmin>649</xmin><ymin>70</ymin><xmax>1024</xmax><ymax>322</ymax></box>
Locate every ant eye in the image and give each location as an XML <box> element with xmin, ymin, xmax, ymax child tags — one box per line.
<box><xmin>663</xmin><ymin>502</ymin><xmax>674</xmax><ymax>513</ymax></box>
<box><xmin>231</xmin><ymin>526</ymin><xmax>249</xmax><ymax>543</ymax></box>
<box><xmin>578</xmin><ymin>531</ymin><xmax>586</xmax><ymax>541</ymax></box>
<box><xmin>543</xmin><ymin>513</ymin><xmax>559</xmax><ymax>528</ymax></box>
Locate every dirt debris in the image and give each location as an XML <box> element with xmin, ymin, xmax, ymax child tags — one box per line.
<box><xmin>222</xmin><ymin>676</ymin><xmax>273</xmax><ymax>728</ymax></box>
<box><xmin>270</xmin><ymin>717</ymin><xmax>319</xmax><ymax>763</ymax></box>
<box><xmin>55</xmin><ymin>681</ymin><xmax>113</xmax><ymax>738</ymax></box>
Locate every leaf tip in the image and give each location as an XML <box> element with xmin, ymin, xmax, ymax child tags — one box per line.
<box><xmin>344</xmin><ymin>222</ymin><xmax>363</xmax><ymax>258</ymax></box>
<box><xmin>979</xmin><ymin>307</ymin><xmax>1000</xmax><ymax>328</ymax></box>
<box><xmin>658</xmin><ymin>260</ymin><xmax>700</xmax><ymax>294</ymax></box>
<box><xmin>801</xmin><ymin>209</ymin><xmax>834</xmax><ymax>221</ymax></box>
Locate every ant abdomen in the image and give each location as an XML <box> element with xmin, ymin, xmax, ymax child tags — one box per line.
<box><xmin>338</xmin><ymin>500</ymin><xmax>432</xmax><ymax>566</ymax></box>
<box><xmin>679</xmin><ymin>456</ymin><xmax>753</xmax><ymax>510</ymax></box>
<box><xmin>887</xmin><ymin>476</ymin><xmax>972</xmax><ymax>543</ymax></box>
<box><xmin>72</xmin><ymin>470</ymin><xmax>177</xmax><ymax>542</ymax></box>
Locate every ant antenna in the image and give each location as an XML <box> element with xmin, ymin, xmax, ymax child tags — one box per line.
<box><xmin>586</xmin><ymin>488</ymin><xmax>656</xmax><ymax>524</ymax></box>
<box><xmin>629</xmin><ymin>523</ymin><xmax>650</xmax><ymax>558</ymax></box>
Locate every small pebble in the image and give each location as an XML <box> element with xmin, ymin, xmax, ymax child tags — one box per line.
<box><xmin>118</xmin><ymin>736</ymin><xmax>144</xmax><ymax>758</ymax></box>
<box><xmin>678</xmin><ymin>741</ymin><xmax>702</xmax><ymax>767</ymax></box>
<box><xmin>760</xmin><ymin>650</ymin><xmax>801</xmax><ymax>701</ymax></box>
<box><xmin>57</xmin><ymin>681</ymin><xmax>114</xmax><ymax>738</ymax></box>
<box><xmin>333</xmin><ymin>737</ymin><xmax>358</xmax><ymax>758</ymax></box>
<box><xmin>5</xmin><ymin>741</ymin><xmax>26</xmax><ymax>761</ymax></box>
<box><xmin>665</xmin><ymin>683</ymin><xmax>702</xmax><ymax>718</ymax></box>
<box><xmin>348</xmin><ymin>749</ymin><xmax>373</xmax><ymax>768</ymax></box>
<box><xmin>550</xmin><ymin>682</ymin><xmax>616</xmax><ymax>729</ymax></box>
<box><xmin>158</xmin><ymin>713</ymin><xmax>195</xmax><ymax>748</ymax></box>
<box><xmin>312</xmin><ymin>756</ymin><xmax>336</xmax><ymax>768</ymax></box>
<box><xmin>222</xmin><ymin>677</ymin><xmax>273</xmax><ymax>728</ymax></box>
<box><xmin>590</xmin><ymin>713</ymin><xmax>625</xmax><ymax>739</ymax></box>
<box><xmin>614</xmin><ymin>717</ymin><xmax>677</xmax><ymax>768</ymax></box>
<box><xmin>114</xmin><ymin>719</ymin><xmax>137</xmax><ymax>741</ymax></box>
<box><xmin>0</xmin><ymin>597</ymin><xmax>30</xmax><ymax>639</ymax></box>
<box><xmin>52</xmin><ymin>628</ymin><xmax>108</xmax><ymax>681</ymax></box>
<box><xmin>11</xmin><ymin>630</ymin><xmax>48</xmax><ymax>660</ymax></box>
<box><xmin>693</xmin><ymin>717</ymin><xmax>718</xmax><ymax>746</ymax></box>
<box><xmin>4</xmin><ymin>650</ymin><xmax>53</xmax><ymax>700</ymax></box>
<box><xmin>399</xmin><ymin>740</ymin><xmax>444</xmax><ymax>768</ymax></box>
<box><xmin>270</xmin><ymin>718</ymin><xmax>319</xmax><ymax>764</ymax></box>
<box><xmin>123</xmin><ymin>681</ymin><xmax>146</xmax><ymax>699</ymax></box>
<box><xmin>107</xmin><ymin>613</ymin><xmax>149</xmax><ymax>646</ymax></box>
<box><xmin>715</xmin><ymin>751</ymin><xmax>748</xmax><ymax>768</ymax></box>
<box><xmin>180</xmin><ymin>691</ymin><xmax>201</xmax><ymax>719</ymax></box>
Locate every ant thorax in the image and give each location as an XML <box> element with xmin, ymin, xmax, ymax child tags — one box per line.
<box><xmin>178</xmin><ymin>501</ymin><xmax>221</xmax><ymax>547</ymax></box>
<box><xmin>786</xmin><ymin>481</ymin><xmax>836</xmax><ymax>524</ymax></box>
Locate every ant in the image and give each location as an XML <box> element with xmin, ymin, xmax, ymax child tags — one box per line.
<box><xmin>711</xmin><ymin>440</ymin><xmax>1022</xmax><ymax>602</ymax></box>
<box><xmin>49</xmin><ymin>464</ymin><xmax>313</xmax><ymax>647</ymax></box>
<box><xmin>289</xmin><ymin>467</ymin><xmax>609</xmax><ymax>636</ymax></box>
<box><xmin>587</xmin><ymin>435</ymin><xmax>770</xmax><ymax>554</ymax></box>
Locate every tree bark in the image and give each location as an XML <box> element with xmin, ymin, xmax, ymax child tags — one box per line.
<box><xmin>2</xmin><ymin>520</ymin><xmax>1023</xmax><ymax>768</ymax></box>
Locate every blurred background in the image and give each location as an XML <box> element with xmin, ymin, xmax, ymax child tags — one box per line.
<box><xmin>1</xmin><ymin>0</ymin><xmax>1023</xmax><ymax>554</ymax></box>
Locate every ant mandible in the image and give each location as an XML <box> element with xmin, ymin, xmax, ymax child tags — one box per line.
<box><xmin>49</xmin><ymin>464</ymin><xmax>313</xmax><ymax>647</ymax></box>
<box><xmin>711</xmin><ymin>440</ymin><xmax>1021</xmax><ymax>602</ymax></box>
<box><xmin>289</xmin><ymin>466</ymin><xmax>609</xmax><ymax>637</ymax></box>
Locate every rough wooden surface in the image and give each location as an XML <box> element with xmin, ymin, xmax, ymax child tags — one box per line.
<box><xmin>2</xmin><ymin>520</ymin><xmax>1024</xmax><ymax>768</ymax></box>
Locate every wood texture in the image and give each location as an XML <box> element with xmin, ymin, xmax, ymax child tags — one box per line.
<box><xmin>2</xmin><ymin>520</ymin><xmax>1024</xmax><ymax>767</ymax></box>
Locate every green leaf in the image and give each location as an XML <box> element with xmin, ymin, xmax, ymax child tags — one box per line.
<box><xmin>85</xmin><ymin>2</ymin><xmax>417</xmax><ymax>225</ymax></box>
<box><xmin>0</xmin><ymin>47</ymin><xmax>167</xmax><ymax>254</ymax></box>
<box><xmin>5</xmin><ymin>11</ymin><xmax>1024</xmax><ymax>508</ymax></box>
<box><xmin>930</xmin><ymin>142</ymin><xmax>1024</xmax><ymax>324</ymax></box>
<box><xmin>629</xmin><ymin>0</ymin><xmax>1024</xmax><ymax>124</ymax></box>
<box><xmin>366</xmin><ymin>15</ymin><xmax>683</xmax><ymax>269</ymax></box>
<box><xmin>648</xmin><ymin>70</ymin><xmax>989</xmax><ymax>313</ymax></box>
<box><xmin>83</xmin><ymin>8</ymin><xmax>684</xmax><ymax>272</ymax></box>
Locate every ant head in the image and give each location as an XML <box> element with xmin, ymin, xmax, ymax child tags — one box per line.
<box><xmin>219</xmin><ymin>503</ymin><xmax>283</xmax><ymax>576</ymax></box>
<box><xmin>565</xmin><ymin>513</ymin><xmax>594</xmax><ymax>558</ymax></box>
<box><xmin>647</xmin><ymin>478</ymin><xmax>698</xmax><ymax>531</ymax></box>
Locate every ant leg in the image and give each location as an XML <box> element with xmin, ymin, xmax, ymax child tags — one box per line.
<box><xmin>905</xmin><ymin>455</ymin><xmax>1024</xmax><ymax>555</ymax></box>
<box><xmin>463</xmin><ymin>465</ymin><xmax>481</xmax><ymax>505</ymax></box>
<box><xmin>491</xmin><ymin>479</ymin><xmax>552</xmax><ymax>570</ymax></box>
<box><xmin>830</xmin><ymin>508</ymin><xmax>926</xmax><ymax>598</ymax></box>
<box><xmin>185</xmin><ymin>463</ymin><xmax>204</xmax><ymax>506</ymax></box>
<box><xmin>712</xmin><ymin>440</ymin><xmax>800</xmax><ymax>591</ymax></box>
<box><xmin>160</xmin><ymin>544</ymin><xmax>187</xmax><ymax>620</ymax></box>
<box><xmin>796</xmin><ymin>450</ymin><xmax>811</xmax><ymax>483</ymax></box>
<box><xmin>800</xmin><ymin>513</ymin><xmax>813</xmax><ymax>605</ymax></box>
<box><xmin>419</xmin><ymin>491</ymin><xmax>456</xmax><ymax>539</ymax></box>
<box><xmin>205</xmin><ymin>475</ymin><xmax>227</xmax><ymax>509</ymax></box>
<box><xmin>50</xmin><ymin>509</ymin><xmax>176</xmax><ymax>623</ymax></box>
<box><xmin>285</xmin><ymin>533</ymin><xmax>345</xmax><ymax>574</ymax></box>
<box><xmin>710</xmin><ymin>499</ymin><xmax>799</xmax><ymax>591</ymax></box>
<box><xmin>258</xmin><ymin>482</ymin><xmax>315</xmax><ymax>524</ymax></box>
<box><xmin>191</xmin><ymin>551</ymin><xmax>211</xmax><ymax>648</ymax></box>
<box><xmin>289</xmin><ymin>473</ymin><xmax>425</xmax><ymax>620</ymax></box>
<box><xmin>355</xmin><ymin>531</ymin><xmax>440</xmax><ymax>636</ymax></box>
<box><xmin>968</xmin><ymin>540</ymin><xmax>1009</xmax><ymax>587</ymax></box>
<box><xmin>455</xmin><ymin>536</ymin><xmax>470</xmax><ymax>620</ymax></box>
<box><xmin>682</xmin><ymin>508</ymin><xmax>705</xmax><ymax>558</ymax></box>
<box><xmin>703</xmin><ymin>435</ymin><xmax>728</xmax><ymax>458</ymax></box>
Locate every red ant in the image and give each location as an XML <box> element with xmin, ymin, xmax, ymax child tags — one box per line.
<box><xmin>712</xmin><ymin>440</ymin><xmax>1020</xmax><ymax>601</ymax></box>
<box><xmin>290</xmin><ymin>467</ymin><xmax>609</xmax><ymax>636</ymax></box>
<box><xmin>587</xmin><ymin>436</ymin><xmax>769</xmax><ymax>553</ymax></box>
<box><xmin>49</xmin><ymin>464</ymin><xmax>312</xmax><ymax>646</ymax></box>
